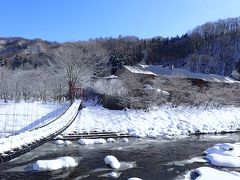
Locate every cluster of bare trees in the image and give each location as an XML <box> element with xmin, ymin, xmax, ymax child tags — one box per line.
<box><xmin>0</xmin><ymin>41</ymin><xmax>109</xmax><ymax>103</ymax></box>
<box><xmin>93</xmin><ymin>73</ymin><xmax>170</xmax><ymax>109</ymax></box>
<box><xmin>2</xmin><ymin>16</ymin><xmax>240</xmax><ymax>105</ymax></box>
<box><xmin>153</xmin><ymin>76</ymin><xmax>240</xmax><ymax>108</ymax></box>
<box><xmin>0</xmin><ymin>67</ymin><xmax>66</xmax><ymax>102</ymax></box>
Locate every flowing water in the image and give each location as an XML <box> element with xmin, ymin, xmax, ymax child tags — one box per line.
<box><xmin>0</xmin><ymin>133</ymin><xmax>240</xmax><ymax>180</ymax></box>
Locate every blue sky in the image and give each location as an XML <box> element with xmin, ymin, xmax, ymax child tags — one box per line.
<box><xmin>1</xmin><ymin>0</ymin><xmax>240</xmax><ymax>42</ymax></box>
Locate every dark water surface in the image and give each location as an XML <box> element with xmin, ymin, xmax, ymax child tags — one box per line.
<box><xmin>0</xmin><ymin>134</ymin><xmax>240</xmax><ymax>180</ymax></box>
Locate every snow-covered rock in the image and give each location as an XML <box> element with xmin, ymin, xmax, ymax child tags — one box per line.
<box><xmin>78</xmin><ymin>138</ymin><xmax>106</xmax><ymax>145</ymax></box>
<box><xmin>78</xmin><ymin>139</ymin><xmax>93</xmax><ymax>145</ymax></box>
<box><xmin>107</xmin><ymin>138</ymin><xmax>115</xmax><ymax>143</ymax></box>
<box><xmin>206</xmin><ymin>154</ymin><xmax>240</xmax><ymax>167</ymax></box>
<box><xmin>93</xmin><ymin>139</ymin><xmax>107</xmax><ymax>144</ymax></box>
<box><xmin>54</xmin><ymin>140</ymin><xmax>64</xmax><ymax>145</ymax></box>
<box><xmin>186</xmin><ymin>167</ymin><xmax>240</xmax><ymax>180</ymax></box>
<box><xmin>204</xmin><ymin>143</ymin><xmax>240</xmax><ymax>156</ymax></box>
<box><xmin>122</xmin><ymin>138</ymin><xmax>129</xmax><ymax>143</ymax></box>
<box><xmin>104</xmin><ymin>155</ymin><xmax>121</xmax><ymax>169</ymax></box>
<box><xmin>32</xmin><ymin>156</ymin><xmax>78</xmax><ymax>171</ymax></box>
<box><xmin>64</xmin><ymin>140</ymin><xmax>72</xmax><ymax>146</ymax></box>
<box><xmin>204</xmin><ymin>142</ymin><xmax>240</xmax><ymax>167</ymax></box>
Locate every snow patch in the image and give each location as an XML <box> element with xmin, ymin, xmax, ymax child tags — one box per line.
<box><xmin>32</xmin><ymin>156</ymin><xmax>78</xmax><ymax>171</ymax></box>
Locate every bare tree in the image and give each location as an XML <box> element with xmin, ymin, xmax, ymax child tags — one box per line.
<box><xmin>0</xmin><ymin>69</ymin><xmax>10</xmax><ymax>103</ymax></box>
<box><xmin>54</xmin><ymin>42</ymin><xmax>108</xmax><ymax>102</ymax></box>
<box><xmin>64</xmin><ymin>59</ymin><xmax>81</xmax><ymax>102</ymax></box>
<box><xmin>14</xmin><ymin>82</ymin><xmax>21</xmax><ymax>102</ymax></box>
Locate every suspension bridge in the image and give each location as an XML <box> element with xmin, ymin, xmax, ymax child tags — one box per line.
<box><xmin>0</xmin><ymin>100</ymin><xmax>82</xmax><ymax>163</ymax></box>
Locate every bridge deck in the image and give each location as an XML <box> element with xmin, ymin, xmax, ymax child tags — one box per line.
<box><xmin>0</xmin><ymin>100</ymin><xmax>81</xmax><ymax>163</ymax></box>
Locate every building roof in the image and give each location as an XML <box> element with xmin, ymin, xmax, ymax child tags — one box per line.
<box><xmin>123</xmin><ymin>64</ymin><xmax>239</xmax><ymax>83</ymax></box>
<box><xmin>123</xmin><ymin>65</ymin><xmax>156</xmax><ymax>76</ymax></box>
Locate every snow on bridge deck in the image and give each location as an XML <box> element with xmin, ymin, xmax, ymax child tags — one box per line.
<box><xmin>0</xmin><ymin>100</ymin><xmax>81</xmax><ymax>161</ymax></box>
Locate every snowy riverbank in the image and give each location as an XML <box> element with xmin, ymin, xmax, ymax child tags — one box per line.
<box><xmin>1</xmin><ymin>100</ymin><xmax>240</xmax><ymax>139</ymax></box>
<box><xmin>64</xmin><ymin>104</ymin><xmax>240</xmax><ymax>138</ymax></box>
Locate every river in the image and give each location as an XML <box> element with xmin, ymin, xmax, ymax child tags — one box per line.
<box><xmin>0</xmin><ymin>133</ymin><xmax>240</xmax><ymax>180</ymax></box>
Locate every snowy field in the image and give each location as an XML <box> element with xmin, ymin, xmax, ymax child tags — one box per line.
<box><xmin>64</xmin><ymin>104</ymin><xmax>240</xmax><ymax>139</ymax></box>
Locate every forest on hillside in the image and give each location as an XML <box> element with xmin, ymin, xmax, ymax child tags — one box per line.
<box><xmin>1</xmin><ymin>17</ymin><xmax>240</xmax><ymax>101</ymax></box>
